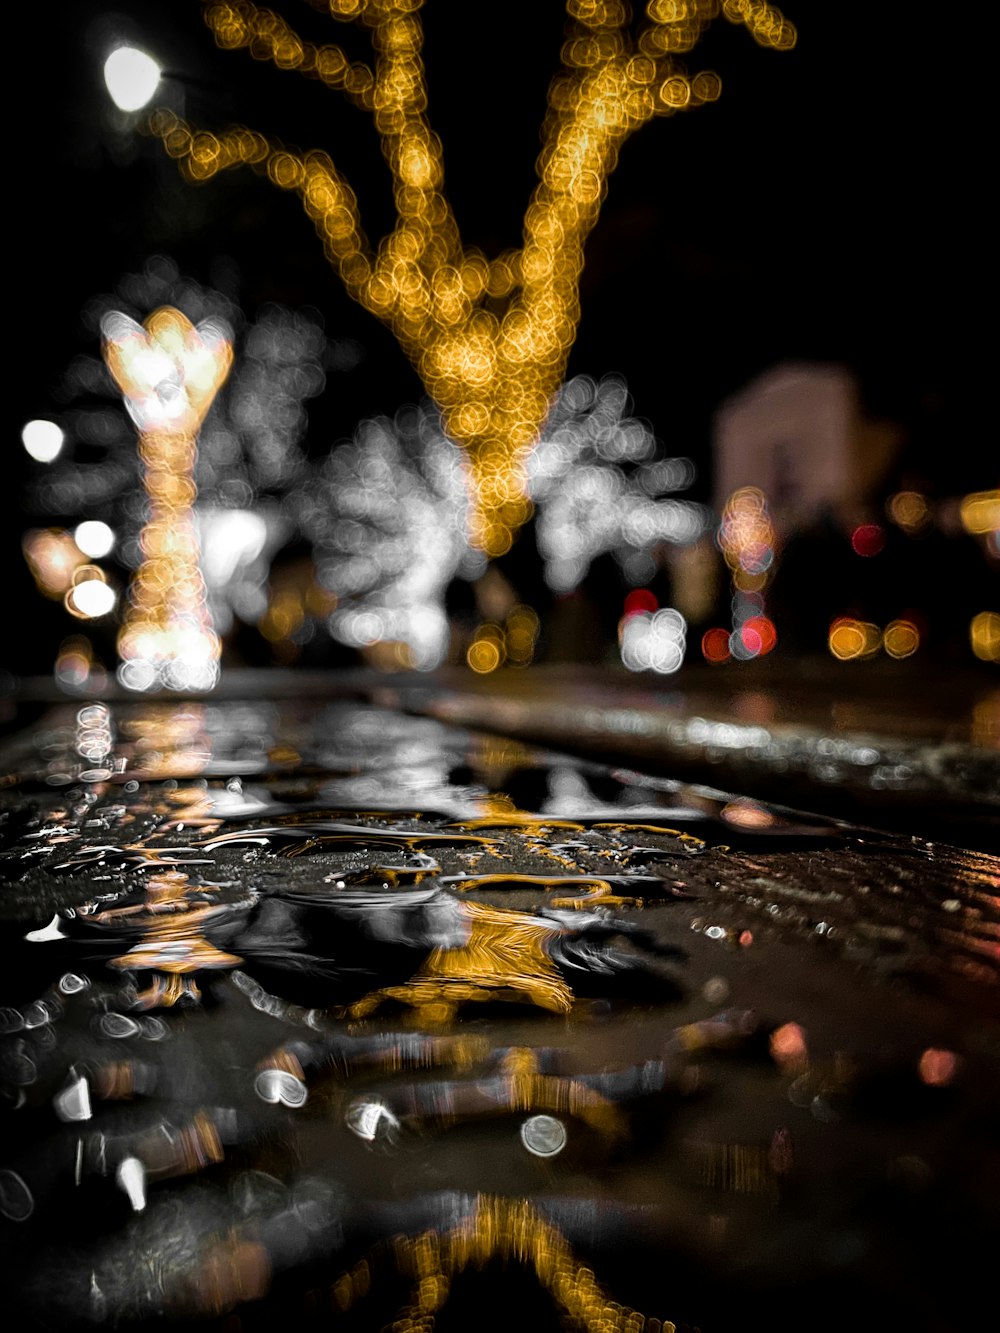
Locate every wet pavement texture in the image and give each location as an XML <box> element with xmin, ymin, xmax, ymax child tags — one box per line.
<box><xmin>1</xmin><ymin>680</ymin><xmax>999</xmax><ymax>1333</ymax></box>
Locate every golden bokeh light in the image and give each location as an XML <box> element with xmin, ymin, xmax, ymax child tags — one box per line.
<box><xmin>886</xmin><ymin>489</ymin><xmax>930</xmax><ymax>535</ymax></box>
<box><xmin>882</xmin><ymin>618</ymin><xmax>919</xmax><ymax>659</ymax></box>
<box><xmin>960</xmin><ymin>489</ymin><xmax>1000</xmax><ymax>538</ymax></box>
<box><xmin>149</xmin><ymin>0</ymin><xmax>794</xmax><ymax>554</ymax></box>
<box><xmin>102</xmin><ymin>307</ymin><xmax>234</xmax><ymax>692</ymax></box>
<box><xmin>828</xmin><ymin>616</ymin><xmax>881</xmax><ymax>661</ymax></box>
<box><xmin>970</xmin><ymin>610</ymin><xmax>1000</xmax><ymax>664</ymax></box>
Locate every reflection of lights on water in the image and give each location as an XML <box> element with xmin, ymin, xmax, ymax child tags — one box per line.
<box><xmin>520</xmin><ymin>1114</ymin><xmax>567</xmax><ymax>1158</ymax></box>
<box><xmin>346</xmin><ymin>1098</ymin><xmax>401</xmax><ymax>1143</ymax></box>
<box><xmin>970</xmin><ymin>611</ymin><xmax>1000</xmax><ymax>663</ymax></box>
<box><xmin>254</xmin><ymin>1068</ymin><xmax>308</xmax><ymax>1108</ymax></box>
<box><xmin>53</xmin><ymin>1072</ymin><xmax>92</xmax><ymax>1123</ymax></box>
<box><xmin>620</xmin><ymin>607</ymin><xmax>686</xmax><ymax>673</ymax></box>
<box><xmin>21</xmin><ymin>419</ymin><xmax>64</xmax><ymax>463</ymax></box>
<box><xmin>74</xmin><ymin>520</ymin><xmax>116</xmax><ymax>558</ymax></box>
<box><xmin>75</xmin><ymin>703</ymin><xmax>114</xmax><ymax>766</ymax></box>
<box><xmin>103</xmin><ymin>46</ymin><xmax>162</xmax><ymax>112</ymax></box>
<box><xmin>115</xmin><ymin>1156</ymin><xmax>147</xmax><ymax>1213</ymax></box>
<box><xmin>721</xmin><ymin>799</ymin><xmax>777</xmax><ymax>829</ymax></box>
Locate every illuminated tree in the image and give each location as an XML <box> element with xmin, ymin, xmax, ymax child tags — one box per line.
<box><xmin>297</xmin><ymin>401</ymin><xmax>479</xmax><ymax>670</ymax></box>
<box><xmin>150</xmin><ymin>0</ymin><xmax>795</xmax><ymax>555</ymax></box>
<box><xmin>26</xmin><ymin>257</ymin><xmax>332</xmax><ymax>656</ymax></box>
<box><xmin>525</xmin><ymin>371</ymin><xmax>713</xmax><ymax>593</ymax></box>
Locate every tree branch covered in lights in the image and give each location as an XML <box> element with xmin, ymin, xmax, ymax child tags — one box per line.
<box><xmin>297</xmin><ymin>402</ymin><xmax>480</xmax><ymax>670</ymax></box>
<box><xmin>526</xmin><ymin>372</ymin><xmax>713</xmax><ymax>593</ymax></box>
<box><xmin>150</xmin><ymin>0</ymin><xmax>795</xmax><ymax>556</ymax></box>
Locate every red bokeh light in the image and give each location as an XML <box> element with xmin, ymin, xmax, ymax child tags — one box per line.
<box><xmin>850</xmin><ymin>523</ymin><xmax>886</xmax><ymax>557</ymax></box>
<box><xmin>702</xmin><ymin>627</ymin><xmax>731</xmax><ymax>663</ymax></box>
<box><xmin>741</xmin><ymin>614</ymin><xmax>777</xmax><ymax>655</ymax></box>
<box><xmin>623</xmin><ymin>588</ymin><xmax>658</xmax><ymax>618</ymax></box>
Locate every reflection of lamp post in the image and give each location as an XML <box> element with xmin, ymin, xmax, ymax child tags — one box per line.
<box><xmin>101</xmin><ymin>306</ymin><xmax>233</xmax><ymax>692</ymax></box>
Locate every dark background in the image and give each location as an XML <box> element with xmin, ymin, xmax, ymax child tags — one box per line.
<box><xmin>6</xmin><ymin>1</ymin><xmax>992</xmax><ymax>674</ymax></box>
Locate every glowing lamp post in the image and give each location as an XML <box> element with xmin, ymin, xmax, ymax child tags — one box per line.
<box><xmin>101</xmin><ymin>307</ymin><xmax>233</xmax><ymax>692</ymax></box>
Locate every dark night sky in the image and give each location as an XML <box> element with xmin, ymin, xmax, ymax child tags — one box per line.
<box><xmin>6</xmin><ymin>1</ymin><xmax>992</xmax><ymax>624</ymax></box>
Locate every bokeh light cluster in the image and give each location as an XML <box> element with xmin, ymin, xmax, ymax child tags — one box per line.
<box><xmin>297</xmin><ymin>402</ymin><xmax>480</xmax><ymax>671</ymax></box>
<box><xmin>704</xmin><ymin>486</ymin><xmax>778</xmax><ymax>663</ymax></box>
<box><xmin>526</xmin><ymin>373</ymin><xmax>712</xmax><ymax>594</ymax></box>
<box><xmin>619</xmin><ymin>605</ymin><xmax>687</xmax><ymax>673</ymax></box>
<box><xmin>828</xmin><ymin>616</ymin><xmax>921</xmax><ymax>662</ymax></box>
<box><xmin>147</xmin><ymin>0</ymin><xmax>794</xmax><ymax>555</ymax></box>
<box><xmin>101</xmin><ymin>307</ymin><xmax>233</xmax><ymax>692</ymax></box>
<box><xmin>23</xmin><ymin>258</ymin><xmax>336</xmax><ymax>672</ymax></box>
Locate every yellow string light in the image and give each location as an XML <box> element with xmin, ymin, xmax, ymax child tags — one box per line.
<box><xmin>150</xmin><ymin>0</ymin><xmax>794</xmax><ymax>555</ymax></box>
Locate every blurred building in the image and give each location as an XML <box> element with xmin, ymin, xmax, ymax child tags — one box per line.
<box><xmin>712</xmin><ymin>363</ymin><xmax>998</xmax><ymax>664</ymax></box>
<box><xmin>712</xmin><ymin>362</ymin><xmax>904</xmax><ymax>536</ymax></box>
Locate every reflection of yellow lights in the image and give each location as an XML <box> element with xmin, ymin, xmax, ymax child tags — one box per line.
<box><xmin>101</xmin><ymin>307</ymin><xmax>233</xmax><ymax>692</ymax></box>
<box><xmin>960</xmin><ymin>490</ymin><xmax>1000</xmax><ymax>537</ymax></box>
<box><xmin>828</xmin><ymin>616</ymin><xmax>881</xmax><ymax>661</ymax></box>
<box><xmin>721</xmin><ymin>799</ymin><xmax>776</xmax><ymax>829</ymax></box>
<box><xmin>330</xmin><ymin>1193</ymin><xmax>674</xmax><ymax>1333</ymax></box>
<box><xmin>149</xmin><ymin>1</ymin><xmax>793</xmax><ymax>555</ymax></box>
<box><xmin>882</xmin><ymin>618</ymin><xmax>919</xmax><ymax>659</ymax></box>
<box><xmin>970</xmin><ymin>611</ymin><xmax>1000</xmax><ymax>663</ymax></box>
<box><xmin>349</xmin><ymin>900</ymin><xmax>574</xmax><ymax>1024</ymax></box>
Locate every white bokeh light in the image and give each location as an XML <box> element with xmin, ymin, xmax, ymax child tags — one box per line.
<box><xmin>74</xmin><ymin>521</ymin><xmax>116</xmax><ymax>559</ymax></box>
<box><xmin>22</xmin><ymin>420</ymin><xmax>64</xmax><ymax>463</ymax></box>
<box><xmin>104</xmin><ymin>47</ymin><xmax>162</xmax><ymax>112</ymax></box>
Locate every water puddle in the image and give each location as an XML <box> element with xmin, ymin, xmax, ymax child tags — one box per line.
<box><xmin>0</xmin><ymin>695</ymin><xmax>997</xmax><ymax>1332</ymax></box>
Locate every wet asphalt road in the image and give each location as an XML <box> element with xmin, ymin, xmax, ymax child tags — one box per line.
<box><xmin>0</xmin><ymin>668</ymin><xmax>998</xmax><ymax>1333</ymax></box>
